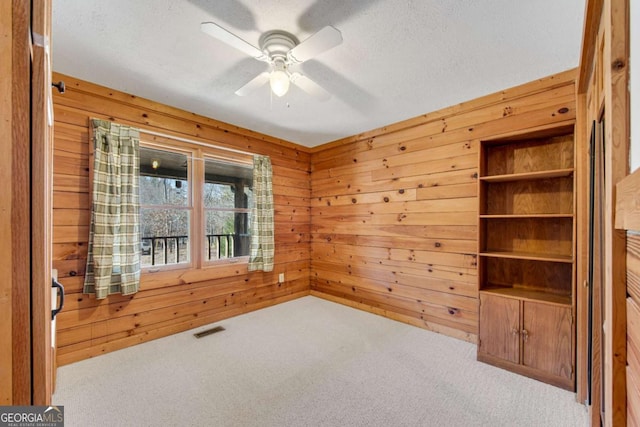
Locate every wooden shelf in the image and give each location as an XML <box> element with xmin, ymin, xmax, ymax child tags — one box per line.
<box><xmin>480</xmin><ymin>287</ymin><xmax>572</xmax><ymax>307</ymax></box>
<box><xmin>479</xmin><ymin>251</ymin><xmax>573</xmax><ymax>263</ymax></box>
<box><xmin>478</xmin><ymin>128</ymin><xmax>575</xmax><ymax>390</ymax></box>
<box><xmin>480</xmin><ymin>168</ymin><xmax>574</xmax><ymax>183</ymax></box>
<box><xmin>480</xmin><ymin>214</ymin><xmax>574</xmax><ymax>219</ymax></box>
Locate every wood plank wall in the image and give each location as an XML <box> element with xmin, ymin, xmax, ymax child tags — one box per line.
<box><xmin>52</xmin><ymin>73</ymin><xmax>312</xmax><ymax>366</ymax></box>
<box><xmin>1</xmin><ymin>0</ymin><xmax>32</xmax><ymax>404</ymax></box>
<box><xmin>625</xmin><ymin>233</ymin><xmax>640</xmax><ymax>425</ymax></box>
<box><xmin>0</xmin><ymin>0</ymin><xmax>15</xmax><ymax>404</ymax></box>
<box><xmin>578</xmin><ymin>0</ymin><xmax>629</xmax><ymax>423</ymax></box>
<box><xmin>32</xmin><ymin>0</ymin><xmax>54</xmax><ymax>404</ymax></box>
<box><xmin>52</xmin><ymin>68</ymin><xmax>577</xmax><ymax>365</ymax></box>
<box><xmin>615</xmin><ymin>168</ymin><xmax>640</xmax><ymax>426</ymax></box>
<box><xmin>309</xmin><ymin>69</ymin><xmax>577</xmax><ymax>343</ymax></box>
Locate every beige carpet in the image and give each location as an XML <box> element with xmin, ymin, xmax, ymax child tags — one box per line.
<box><xmin>53</xmin><ymin>296</ymin><xmax>588</xmax><ymax>426</ymax></box>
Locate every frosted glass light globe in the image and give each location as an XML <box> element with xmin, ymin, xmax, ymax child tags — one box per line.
<box><xmin>269</xmin><ymin>70</ymin><xmax>290</xmax><ymax>97</ymax></box>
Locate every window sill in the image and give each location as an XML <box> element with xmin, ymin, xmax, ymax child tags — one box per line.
<box><xmin>203</xmin><ymin>256</ymin><xmax>250</xmax><ymax>268</ymax></box>
<box><xmin>140</xmin><ymin>257</ymin><xmax>251</xmax><ymax>291</ymax></box>
<box><xmin>142</xmin><ymin>262</ymin><xmax>192</xmax><ymax>275</ymax></box>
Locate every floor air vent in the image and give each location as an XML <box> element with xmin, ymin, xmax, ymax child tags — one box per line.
<box><xmin>194</xmin><ymin>326</ymin><xmax>225</xmax><ymax>338</ymax></box>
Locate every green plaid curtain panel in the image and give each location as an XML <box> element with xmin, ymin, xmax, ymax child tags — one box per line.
<box><xmin>248</xmin><ymin>155</ymin><xmax>275</xmax><ymax>272</ymax></box>
<box><xmin>84</xmin><ymin>119</ymin><xmax>141</xmax><ymax>299</ymax></box>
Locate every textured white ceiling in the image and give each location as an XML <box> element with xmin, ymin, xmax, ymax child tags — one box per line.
<box><xmin>52</xmin><ymin>0</ymin><xmax>585</xmax><ymax>147</ymax></box>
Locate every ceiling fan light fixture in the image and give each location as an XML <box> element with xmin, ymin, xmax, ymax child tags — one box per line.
<box><xmin>269</xmin><ymin>70</ymin><xmax>290</xmax><ymax>97</ymax></box>
<box><xmin>201</xmin><ymin>22</ymin><xmax>342</xmax><ymax>100</ymax></box>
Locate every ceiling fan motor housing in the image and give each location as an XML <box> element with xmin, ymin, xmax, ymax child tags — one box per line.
<box><xmin>260</xmin><ymin>31</ymin><xmax>298</xmax><ymax>63</ymax></box>
<box><xmin>200</xmin><ymin>22</ymin><xmax>341</xmax><ymax>100</ymax></box>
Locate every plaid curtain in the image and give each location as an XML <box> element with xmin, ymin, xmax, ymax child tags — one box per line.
<box><xmin>248</xmin><ymin>155</ymin><xmax>274</xmax><ymax>272</ymax></box>
<box><xmin>84</xmin><ymin>119</ymin><xmax>141</xmax><ymax>299</ymax></box>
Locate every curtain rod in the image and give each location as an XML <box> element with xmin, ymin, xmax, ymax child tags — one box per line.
<box><xmin>140</xmin><ymin>128</ymin><xmax>256</xmax><ymax>157</ymax></box>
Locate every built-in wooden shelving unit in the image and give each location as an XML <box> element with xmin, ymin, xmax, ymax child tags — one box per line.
<box><xmin>477</xmin><ymin>124</ymin><xmax>576</xmax><ymax>391</ymax></box>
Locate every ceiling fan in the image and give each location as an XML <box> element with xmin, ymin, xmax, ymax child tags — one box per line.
<box><xmin>200</xmin><ymin>22</ymin><xmax>342</xmax><ymax>101</ymax></box>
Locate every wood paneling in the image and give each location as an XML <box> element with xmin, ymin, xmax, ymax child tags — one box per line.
<box><xmin>478</xmin><ymin>294</ymin><xmax>574</xmax><ymax>390</ymax></box>
<box><xmin>1</xmin><ymin>0</ymin><xmax>54</xmax><ymax>405</ymax></box>
<box><xmin>478</xmin><ymin>293</ymin><xmax>519</xmax><ymax>363</ymax></box>
<box><xmin>483</xmin><ymin>178</ymin><xmax>573</xmax><ymax>215</ymax></box>
<box><xmin>52</xmin><ymin>73</ymin><xmax>312</xmax><ymax>365</ymax></box>
<box><xmin>616</xmin><ymin>167</ymin><xmax>640</xmax><ymax>230</ymax></box>
<box><xmin>483</xmin><ymin>257</ymin><xmax>573</xmax><ymax>297</ymax></box>
<box><xmin>53</xmin><ymin>68</ymin><xmax>580</xmax><ymax>372</ymax></box>
<box><xmin>312</xmin><ymin>70</ymin><xmax>576</xmax><ymax>153</ymax></box>
<box><xmin>522</xmin><ymin>302</ymin><xmax>573</xmax><ymax>381</ymax></box>
<box><xmin>575</xmin><ymin>91</ymin><xmax>589</xmax><ymax>405</ymax></box>
<box><xmin>12</xmin><ymin>0</ymin><xmax>31</xmax><ymax>404</ymax></box>
<box><xmin>31</xmin><ymin>0</ymin><xmax>54</xmax><ymax>404</ymax></box>
<box><xmin>310</xmin><ymin>70</ymin><xmax>576</xmax><ymax>343</ymax></box>
<box><xmin>601</xmin><ymin>0</ymin><xmax>630</xmax><ymax>424</ymax></box>
<box><xmin>628</xmin><ymin>234</ymin><xmax>640</xmax><ymax>306</ymax></box>
<box><xmin>628</xmin><ymin>295</ymin><xmax>640</xmax><ymax>426</ymax></box>
<box><xmin>477</xmin><ymin>123</ymin><xmax>576</xmax><ymax>390</ymax></box>
<box><xmin>482</xmin><ymin>217</ymin><xmax>574</xmax><ymax>257</ymax></box>
<box><xmin>578</xmin><ymin>0</ymin><xmax>604</xmax><ymax>93</ymax></box>
<box><xmin>574</xmin><ymin>0</ymin><xmax>631</xmax><ymax>415</ymax></box>
<box><xmin>0</xmin><ymin>0</ymin><xmax>33</xmax><ymax>405</ymax></box>
<box><xmin>618</xmin><ymin>171</ymin><xmax>640</xmax><ymax>427</ymax></box>
<box><xmin>483</xmin><ymin>134</ymin><xmax>574</xmax><ymax>176</ymax></box>
<box><xmin>0</xmin><ymin>0</ymin><xmax>14</xmax><ymax>404</ymax></box>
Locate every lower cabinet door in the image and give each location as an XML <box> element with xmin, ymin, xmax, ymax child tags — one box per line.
<box><xmin>522</xmin><ymin>302</ymin><xmax>573</xmax><ymax>380</ymax></box>
<box><xmin>479</xmin><ymin>293</ymin><xmax>520</xmax><ymax>364</ymax></box>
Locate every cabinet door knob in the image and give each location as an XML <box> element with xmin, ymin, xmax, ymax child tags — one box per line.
<box><xmin>521</xmin><ymin>329</ymin><xmax>529</xmax><ymax>341</ymax></box>
<box><xmin>511</xmin><ymin>327</ymin><xmax>519</xmax><ymax>336</ymax></box>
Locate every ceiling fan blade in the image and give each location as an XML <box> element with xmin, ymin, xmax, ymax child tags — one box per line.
<box><xmin>287</xmin><ymin>26</ymin><xmax>342</xmax><ymax>64</ymax></box>
<box><xmin>235</xmin><ymin>72</ymin><xmax>270</xmax><ymax>96</ymax></box>
<box><xmin>290</xmin><ymin>74</ymin><xmax>331</xmax><ymax>101</ymax></box>
<box><xmin>201</xmin><ymin>22</ymin><xmax>267</xmax><ymax>60</ymax></box>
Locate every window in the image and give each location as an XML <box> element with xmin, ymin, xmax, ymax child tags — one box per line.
<box><xmin>203</xmin><ymin>158</ymin><xmax>253</xmax><ymax>262</ymax></box>
<box><xmin>139</xmin><ymin>146</ymin><xmax>191</xmax><ymax>268</ymax></box>
<box><xmin>138</xmin><ymin>142</ymin><xmax>253</xmax><ymax>270</ymax></box>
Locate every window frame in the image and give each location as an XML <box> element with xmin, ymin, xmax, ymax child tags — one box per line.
<box><xmin>139</xmin><ymin>142</ymin><xmax>195</xmax><ymax>273</ymax></box>
<box><xmin>138</xmin><ymin>137</ymin><xmax>253</xmax><ymax>275</ymax></box>
<box><xmin>202</xmin><ymin>155</ymin><xmax>253</xmax><ymax>266</ymax></box>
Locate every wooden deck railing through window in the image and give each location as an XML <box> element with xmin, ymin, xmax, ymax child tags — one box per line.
<box><xmin>141</xmin><ymin>234</ymin><xmax>248</xmax><ymax>265</ymax></box>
